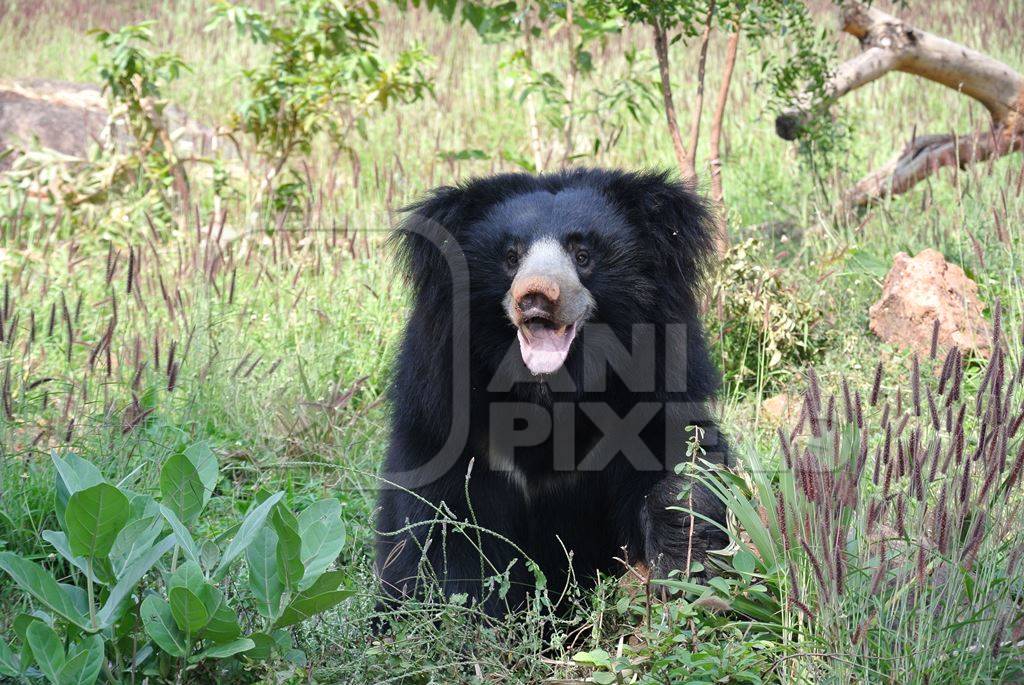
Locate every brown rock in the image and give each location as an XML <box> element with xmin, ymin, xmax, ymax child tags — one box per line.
<box><xmin>0</xmin><ymin>79</ymin><xmax>222</xmax><ymax>171</ymax></box>
<box><xmin>760</xmin><ymin>393</ymin><xmax>800</xmax><ymax>428</ymax></box>
<box><xmin>868</xmin><ymin>249</ymin><xmax>991</xmax><ymax>358</ymax></box>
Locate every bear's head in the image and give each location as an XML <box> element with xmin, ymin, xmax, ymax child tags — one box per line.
<box><xmin>394</xmin><ymin>168</ymin><xmax>717</xmax><ymax>393</ymax></box>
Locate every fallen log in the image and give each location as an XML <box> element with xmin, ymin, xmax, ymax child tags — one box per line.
<box><xmin>775</xmin><ymin>2</ymin><xmax>1024</xmax><ymax>210</ymax></box>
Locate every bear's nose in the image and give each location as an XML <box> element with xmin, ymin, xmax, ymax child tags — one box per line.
<box><xmin>518</xmin><ymin>291</ymin><xmax>555</xmax><ymax>318</ymax></box>
<box><xmin>512</xmin><ymin>275</ymin><xmax>560</xmax><ymax>312</ymax></box>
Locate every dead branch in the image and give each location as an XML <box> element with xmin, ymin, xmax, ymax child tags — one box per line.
<box><xmin>775</xmin><ymin>1</ymin><xmax>1024</xmax><ymax>209</ymax></box>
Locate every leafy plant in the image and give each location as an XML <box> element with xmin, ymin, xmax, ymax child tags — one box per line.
<box><xmin>710</xmin><ymin>237</ymin><xmax>831</xmax><ymax>393</ymax></box>
<box><xmin>207</xmin><ymin>0</ymin><xmax>433</xmax><ymax>204</ymax></box>
<box><xmin>91</xmin><ymin>22</ymin><xmax>193</xmax><ymax>214</ymax></box>
<box><xmin>0</xmin><ymin>448</ymin><xmax>350</xmax><ymax>682</ymax></box>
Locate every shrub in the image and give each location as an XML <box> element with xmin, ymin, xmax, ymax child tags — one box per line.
<box><xmin>710</xmin><ymin>238</ymin><xmax>830</xmax><ymax>393</ymax></box>
<box><xmin>0</xmin><ymin>447</ymin><xmax>350</xmax><ymax>683</ymax></box>
<box><xmin>208</xmin><ymin>0</ymin><xmax>433</xmax><ymax>204</ymax></box>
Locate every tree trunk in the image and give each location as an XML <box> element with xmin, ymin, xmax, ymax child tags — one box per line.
<box><xmin>684</xmin><ymin>0</ymin><xmax>716</xmax><ymax>184</ymax></box>
<box><xmin>652</xmin><ymin>22</ymin><xmax>689</xmax><ymax>180</ymax></box>
<box><xmin>709</xmin><ymin>30</ymin><xmax>739</xmax><ymax>204</ymax></box>
<box><xmin>775</xmin><ymin>1</ymin><xmax>1024</xmax><ymax>210</ymax></box>
<box><xmin>708</xmin><ymin>28</ymin><xmax>740</xmax><ymax>253</ymax></box>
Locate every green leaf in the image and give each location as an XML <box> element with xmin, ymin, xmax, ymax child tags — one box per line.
<box><xmin>0</xmin><ymin>553</ymin><xmax>90</xmax><ymax>630</ymax></box>
<box><xmin>275</xmin><ymin>570</ymin><xmax>352</xmax><ymax>628</ymax></box>
<box><xmin>109</xmin><ymin>516</ymin><xmax>164</xmax><ymax>577</ymax></box>
<box><xmin>573</xmin><ymin>648</ymin><xmax>612</xmax><ymax>668</ymax></box>
<box><xmin>169</xmin><ymin>587</ymin><xmax>210</xmax><ymax>635</ymax></box>
<box><xmin>26</xmin><ymin>621</ymin><xmax>65</xmax><ymax>683</ymax></box>
<box><xmin>168</xmin><ymin>560</ymin><xmax>206</xmax><ymax>595</ymax></box>
<box><xmin>183</xmin><ymin>442</ymin><xmax>218</xmax><ymax>506</ymax></box>
<box><xmin>212</xmin><ymin>491</ymin><xmax>283</xmax><ymax>581</ymax></box>
<box><xmin>53</xmin><ymin>453</ymin><xmax>105</xmax><ymax>531</ymax></box>
<box><xmin>247</xmin><ymin>526</ymin><xmax>284</xmax><ymax>620</ymax></box>
<box><xmin>190</xmin><ymin>638</ymin><xmax>255</xmax><ymax>663</ymax></box>
<box><xmin>0</xmin><ymin>638</ymin><xmax>19</xmax><ymax>677</ymax></box>
<box><xmin>41</xmin><ymin>531</ymin><xmax>102</xmax><ymax>584</ymax></box>
<box><xmin>297</xmin><ymin>499</ymin><xmax>345</xmax><ymax>589</ymax></box>
<box><xmin>60</xmin><ymin>584</ymin><xmax>90</xmax><ymax>618</ymax></box>
<box><xmin>58</xmin><ymin>635</ymin><xmax>103</xmax><ymax>685</ymax></box>
<box><xmin>243</xmin><ymin>632</ymin><xmax>276</xmax><ymax>661</ymax></box>
<box><xmin>97</xmin><ymin>535</ymin><xmax>176</xmax><ymax>628</ymax></box>
<box><xmin>197</xmin><ymin>587</ymin><xmax>242</xmax><ymax>644</ymax></box>
<box><xmin>159</xmin><ymin>505</ymin><xmax>202</xmax><ymax>567</ymax></box>
<box><xmin>160</xmin><ymin>454</ymin><xmax>205</xmax><ymax>525</ymax></box>
<box><xmin>65</xmin><ymin>483</ymin><xmax>130</xmax><ymax>560</ymax></box>
<box><xmin>141</xmin><ymin>596</ymin><xmax>187</xmax><ymax>658</ymax></box>
<box><xmin>271</xmin><ymin>505</ymin><xmax>303</xmax><ymax>593</ymax></box>
<box><xmin>733</xmin><ymin>549</ymin><xmax>757</xmax><ymax>576</ymax></box>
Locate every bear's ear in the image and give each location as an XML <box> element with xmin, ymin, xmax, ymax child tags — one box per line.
<box><xmin>393</xmin><ymin>174</ymin><xmax>538</xmax><ymax>297</ymax></box>
<box><xmin>392</xmin><ymin>185</ymin><xmax>469</xmax><ymax>299</ymax></box>
<box><xmin>602</xmin><ymin>170</ymin><xmax>717</xmax><ymax>294</ymax></box>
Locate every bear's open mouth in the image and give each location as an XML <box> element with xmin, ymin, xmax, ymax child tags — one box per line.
<box><xmin>517</xmin><ymin>314</ymin><xmax>578</xmax><ymax>375</ymax></box>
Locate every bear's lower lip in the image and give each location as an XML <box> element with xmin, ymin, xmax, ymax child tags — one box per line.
<box><xmin>517</xmin><ymin>321</ymin><xmax>577</xmax><ymax>375</ymax></box>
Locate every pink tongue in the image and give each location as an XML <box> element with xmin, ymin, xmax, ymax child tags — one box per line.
<box><xmin>518</xmin><ymin>325</ymin><xmax>576</xmax><ymax>375</ymax></box>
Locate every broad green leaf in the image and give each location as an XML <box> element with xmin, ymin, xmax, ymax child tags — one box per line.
<box><xmin>168</xmin><ymin>560</ymin><xmax>206</xmax><ymax>596</ymax></box>
<box><xmin>275</xmin><ymin>570</ymin><xmax>352</xmax><ymax>629</ymax></box>
<box><xmin>41</xmin><ymin>531</ymin><xmax>101</xmax><ymax>584</ymax></box>
<box><xmin>160</xmin><ymin>454</ymin><xmax>205</xmax><ymax>525</ymax></box>
<box><xmin>198</xmin><ymin>587</ymin><xmax>242</xmax><ymax>644</ymax></box>
<box><xmin>59</xmin><ymin>584</ymin><xmax>90</xmax><ymax>619</ymax></box>
<box><xmin>0</xmin><ymin>553</ymin><xmax>90</xmax><ymax>630</ymax></box>
<box><xmin>66</xmin><ymin>483</ymin><xmax>130</xmax><ymax>560</ymax></box>
<box><xmin>297</xmin><ymin>499</ymin><xmax>345</xmax><ymax>589</ymax></box>
<box><xmin>109</xmin><ymin>516</ymin><xmax>165</xmax><ymax>577</ymax></box>
<box><xmin>213</xmin><ymin>491</ymin><xmax>283</xmax><ymax>581</ymax></box>
<box><xmin>0</xmin><ymin>638</ymin><xmax>19</xmax><ymax>677</ymax></box>
<box><xmin>26</xmin><ymin>621</ymin><xmax>64</xmax><ymax>683</ymax></box>
<box><xmin>247</xmin><ymin>527</ymin><xmax>284</xmax><ymax>620</ymax></box>
<box><xmin>183</xmin><ymin>442</ymin><xmax>218</xmax><ymax>506</ymax></box>
<box><xmin>140</xmin><ymin>596</ymin><xmax>187</xmax><ymax>658</ymax></box>
<box><xmin>190</xmin><ymin>638</ymin><xmax>255</xmax><ymax>663</ymax></box>
<box><xmin>271</xmin><ymin>505</ymin><xmax>303</xmax><ymax>593</ymax></box>
<box><xmin>244</xmin><ymin>632</ymin><xmax>276</xmax><ymax>660</ymax></box>
<box><xmin>169</xmin><ymin>587</ymin><xmax>210</xmax><ymax>635</ymax></box>
<box><xmin>159</xmin><ymin>505</ymin><xmax>201</xmax><ymax>567</ymax></box>
<box><xmin>58</xmin><ymin>635</ymin><xmax>103</xmax><ymax>685</ymax></box>
<box><xmin>53</xmin><ymin>453</ymin><xmax>104</xmax><ymax>531</ymax></box>
<box><xmin>127</xmin><ymin>492</ymin><xmax>161</xmax><ymax>520</ymax></box>
<box><xmin>97</xmin><ymin>535</ymin><xmax>176</xmax><ymax>628</ymax></box>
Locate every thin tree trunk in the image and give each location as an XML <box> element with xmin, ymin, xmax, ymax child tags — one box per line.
<box><xmin>561</xmin><ymin>0</ymin><xmax>577</xmax><ymax>167</ymax></box>
<box><xmin>684</xmin><ymin>0</ymin><xmax>716</xmax><ymax>183</ymax></box>
<box><xmin>707</xmin><ymin>28</ymin><xmax>740</xmax><ymax>255</ymax></box>
<box><xmin>709</xmin><ymin>29</ymin><xmax>739</xmax><ymax>208</ymax></box>
<box><xmin>652</xmin><ymin>21</ymin><xmax>688</xmax><ymax>179</ymax></box>
<box><xmin>523</xmin><ymin>10</ymin><xmax>545</xmax><ymax>173</ymax></box>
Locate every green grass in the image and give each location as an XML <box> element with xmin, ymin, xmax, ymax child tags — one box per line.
<box><xmin>1</xmin><ymin>0</ymin><xmax>1023</xmax><ymax>682</ymax></box>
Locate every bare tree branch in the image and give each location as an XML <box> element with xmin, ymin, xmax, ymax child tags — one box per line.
<box><xmin>708</xmin><ymin>28</ymin><xmax>740</xmax><ymax>254</ymax></box>
<box><xmin>775</xmin><ymin>1</ymin><xmax>1024</xmax><ymax>209</ymax></box>
<box><xmin>684</xmin><ymin>0</ymin><xmax>716</xmax><ymax>183</ymax></box>
<box><xmin>653</xmin><ymin>21</ymin><xmax>689</xmax><ymax>180</ymax></box>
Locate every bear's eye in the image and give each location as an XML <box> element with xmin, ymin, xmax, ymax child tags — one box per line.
<box><xmin>575</xmin><ymin>249</ymin><xmax>590</xmax><ymax>268</ymax></box>
<box><xmin>506</xmin><ymin>249</ymin><xmax>519</xmax><ymax>269</ymax></box>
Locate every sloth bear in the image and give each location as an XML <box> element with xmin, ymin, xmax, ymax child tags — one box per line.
<box><xmin>376</xmin><ymin>168</ymin><xmax>730</xmax><ymax>617</ymax></box>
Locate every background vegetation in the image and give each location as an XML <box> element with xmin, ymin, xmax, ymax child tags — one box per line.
<box><xmin>0</xmin><ymin>0</ymin><xmax>1021</xmax><ymax>682</ymax></box>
